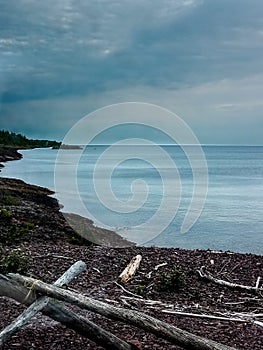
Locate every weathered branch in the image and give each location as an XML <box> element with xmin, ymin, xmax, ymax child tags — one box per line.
<box><xmin>121</xmin><ymin>297</ymin><xmax>263</xmax><ymax>328</ymax></box>
<box><xmin>0</xmin><ymin>261</ymin><xmax>86</xmax><ymax>348</ymax></box>
<box><xmin>146</xmin><ymin>262</ymin><xmax>167</xmax><ymax>279</ymax></box>
<box><xmin>197</xmin><ymin>266</ymin><xmax>263</xmax><ymax>294</ymax></box>
<box><xmin>120</xmin><ymin>295</ymin><xmax>174</xmax><ymax>308</ymax></box>
<box><xmin>11</xmin><ymin>274</ymin><xmax>238</xmax><ymax>350</ymax></box>
<box><xmin>0</xmin><ymin>274</ymin><xmax>135</xmax><ymax>350</ymax></box>
<box><xmin>33</xmin><ymin>254</ymin><xmax>73</xmax><ymax>260</ymax></box>
<box><xmin>114</xmin><ymin>281</ymin><xmax>143</xmax><ymax>299</ymax></box>
<box><xmin>162</xmin><ymin>310</ymin><xmax>248</xmax><ymax>323</ymax></box>
<box><xmin>254</xmin><ymin>321</ymin><xmax>263</xmax><ymax>328</ymax></box>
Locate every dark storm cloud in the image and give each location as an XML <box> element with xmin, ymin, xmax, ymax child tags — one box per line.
<box><xmin>0</xmin><ymin>0</ymin><xmax>263</xmax><ymax>143</ymax></box>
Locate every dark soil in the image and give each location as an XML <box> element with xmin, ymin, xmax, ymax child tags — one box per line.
<box><xmin>0</xmin><ymin>175</ymin><xmax>262</xmax><ymax>350</ymax></box>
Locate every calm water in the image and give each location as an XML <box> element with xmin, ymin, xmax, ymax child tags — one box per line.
<box><xmin>1</xmin><ymin>146</ymin><xmax>263</xmax><ymax>254</ymax></box>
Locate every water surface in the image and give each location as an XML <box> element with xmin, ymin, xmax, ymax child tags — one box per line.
<box><xmin>1</xmin><ymin>146</ymin><xmax>262</xmax><ymax>254</ymax></box>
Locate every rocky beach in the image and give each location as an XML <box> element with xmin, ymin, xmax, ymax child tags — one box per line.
<box><xmin>0</xmin><ymin>148</ymin><xmax>22</xmax><ymax>167</ymax></box>
<box><xmin>0</xmin><ymin>149</ymin><xmax>262</xmax><ymax>350</ymax></box>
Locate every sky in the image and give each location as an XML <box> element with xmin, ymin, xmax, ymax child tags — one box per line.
<box><xmin>0</xmin><ymin>0</ymin><xmax>263</xmax><ymax>144</ymax></box>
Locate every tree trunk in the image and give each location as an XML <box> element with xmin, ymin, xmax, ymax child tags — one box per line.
<box><xmin>0</xmin><ymin>274</ymin><xmax>135</xmax><ymax>350</ymax></box>
<box><xmin>10</xmin><ymin>274</ymin><xmax>238</xmax><ymax>350</ymax></box>
<box><xmin>0</xmin><ymin>261</ymin><xmax>86</xmax><ymax>347</ymax></box>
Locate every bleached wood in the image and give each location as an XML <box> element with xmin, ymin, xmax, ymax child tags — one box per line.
<box><xmin>0</xmin><ymin>297</ymin><xmax>49</xmax><ymax>349</ymax></box>
<box><xmin>121</xmin><ymin>296</ymin><xmax>263</xmax><ymax>327</ymax></box>
<box><xmin>121</xmin><ymin>295</ymin><xmax>174</xmax><ymax>308</ymax></box>
<box><xmin>147</xmin><ymin>261</ymin><xmax>167</xmax><ymax>278</ymax></box>
<box><xmin>119</xmin><ymin>255</ymin><xmax>142</xmax><ymax>283</ymax></box>
<box><xmin>162</xmin><ymin>310</ymin><xmax>248</xmax><ymax>323</ymax></box>
<box><xmin>114</xmin><ymin>281</ymin><xmax>143</xmax><ymax>299</ymax></box>
<box><xmin>53</xmin><ymin>261</ymin><xmax>86</xmax><ymax>286</ymax></box>
<box><xmin>33</xmin><ymin>254</ymin><xmax>73</xmax><ymax>260</ymax></box>
<box><xmin>0</xmin><ymin>261</ymin><xmax>86</xmax><ymax>348</ymax></box>
<box><xmin>11</xmin><ymin>275</ymin><xmax>238</xmax><ymax>350</ymax></box>
<box><xmin>0</xmin><ymin>263</ymin><xmax>134</xmax><ymax>350</ymax></box>
<box><xmin>154</xmin><ymin>262</ymin><xmax>167</xmax><ymax>270</ymax></box>
<box><xmin>197</xmin><ymin>266</ymin><xmax>263</xmax><ymax>294</ymax></box>
<box><xmin>255</xmin><ymin>277</ymin><xmax>261</xmax><ymax>289</ymax></box>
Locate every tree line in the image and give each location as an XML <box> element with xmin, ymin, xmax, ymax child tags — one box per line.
<box><xmin>0</xmin><ymin>130</ymin><xmax>61</xmax><ymax>148</ymax></box>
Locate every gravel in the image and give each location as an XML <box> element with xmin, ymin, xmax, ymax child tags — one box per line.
<box><xmin>0</xmin><ymin>177</ymin><xmax>262</xmax><ymax>349</ymax></box>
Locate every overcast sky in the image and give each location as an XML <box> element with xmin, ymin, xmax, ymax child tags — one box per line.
<box><xmin>0</xmin><ymin>0</ymin><xmax>263</xmax><ymax>144</ymax></box>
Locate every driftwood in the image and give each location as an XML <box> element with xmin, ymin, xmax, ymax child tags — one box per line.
<box><xmin>120</xmin><ymin>295</ymin><xmax>174</xmax><ymax>308</ymax></box>
<box><xmin>0</xmin><ymin>269</ymin><xmax>135</xmax><ymax>350</ymax></box>
<box><xmin>154</xmin><ymin>262</ymin><xmax>168</xmax><ymax>270</ymax></box>
<box><xmin>162</xmin><ymin>310</ymin><xmax>249</xmax><ymax>323</ymax></box>
<box><xmin>119</xmin><ymin>255</ymin><xmax>142</xmax><ymax>283</ymax></box>
<box><xmin>33</xmin><ymin>254</ymin><xmax>73</xmax><ymax>260</ymax></box>
<box><xmin>0</xmin><ymin>261</ymin><xmax>86</xmax><ymax>348</ymax></box>
<box><xmin>10</xmin><ymin>274</ymin><xmax>238</xmax><ymax>350</ymax></box>
<box><xmin>197</xmin><ymin>266</ymin><xmax>263</xmax><ymax>294</ymax></box>
<box><xmin>146</xmin><ymin>262</ymin><xmax>168</xmax><ymax>279</ymax></box>
<box><xmin>114</xmin><ymin>281</ymin><xmax>143</xmax><ymax>299</ymax></box>
<box><xmin>121</xmin><ymin>296</ymin><xmax>263</xmax><ymax>328</ymax></box>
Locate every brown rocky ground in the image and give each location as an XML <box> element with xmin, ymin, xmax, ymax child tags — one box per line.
<box><xmin>0</xmin><ymin>176</ymin><xmax>262</xmax><ymax>350</ymax></box>
<box><xmin>0</xmin><ymin>177</ymin><xmax>130</xmax><ymax>247</ymax></box>
<box><xmin>0</xmin><ymin>148</ymin><xmax>22</xmax><ymax>168</ymax></box>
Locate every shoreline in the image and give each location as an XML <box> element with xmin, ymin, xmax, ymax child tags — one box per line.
<box><xmin>0</xmin><ymin>147</ymin><xmax>133</xmax><ymax>247</ymax></box>
<box><xmin>0</xmin><ymin>146</ymin><xmax>262</xmax><ymax>255</ymax></box>
<box><xmin>0</xmin><ymin>176</ymin><xmax>133</xmax><ymax>248</ymax></box>
<box><xmin>0</xmin><ymin>147</ymin><xmax>262</xmax><ymax>349</ymax></box>
<box><xmin>0</xmin><ymin>147</ymin><xmax>23</xmax><ymax>168</ymax></box>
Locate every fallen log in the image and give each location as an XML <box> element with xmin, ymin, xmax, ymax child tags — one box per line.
<box><xmin>119</xmin><ymin>255</ymin><xmax>142</xmax><ymax>283</ymax></box>
<box><xmin>11</xmin><ymin>274</ymin><xmax>238</xmax><ymax>350</ymax></box>
<box><xmin>197</xmin><ymin>266</ymin><xmax>263</xmax><ymax>294</ymax></box>
<box><xmin>0</xmin><ymin>275</ymin><xmax>135</xmax><ymax>350</ymax></box>
<box><xmin>0</xmin><ymin>261</ymin><xmax>86</xmax><ymax>348</ymax></box>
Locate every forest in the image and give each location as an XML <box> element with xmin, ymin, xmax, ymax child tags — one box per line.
<box><xmin>0</xmin><ymin>130</ymin><xmax>61</xmax><ymax>148</ymax></box>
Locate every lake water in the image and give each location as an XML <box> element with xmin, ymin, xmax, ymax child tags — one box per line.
<box><xmin>1</xmin><ymin>146</ymin><xmax>263</xmax><ymax>254</ymax></box>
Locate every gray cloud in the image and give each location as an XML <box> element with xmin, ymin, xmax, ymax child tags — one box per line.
<box><xmin>0</xmin><ymin>0</ymin><xmax>263</xmax><ymax>143</ymax></box>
